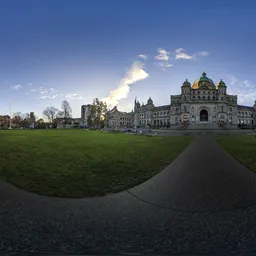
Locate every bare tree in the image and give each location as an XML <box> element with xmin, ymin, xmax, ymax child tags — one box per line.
<box><xmin>12</xmin><ymin>112</ymin><xmax>23</xmax><ymax>127</ymax></box>
<box><xmin>61</xmin><ymin>100</ymin><xmax>72</xmax><ymax>128</ymax></box>
<box><xmin>43</xmin><ymin>106</ymin><xmax>59</xmax><ymax>126</ymax></box>
<box><xmin>21</xmin><ymin>113</ymin><xmax>30</xmax><ymax>128</ymax></box>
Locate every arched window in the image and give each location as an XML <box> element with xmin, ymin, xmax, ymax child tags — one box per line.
<box><xmin>213</xmin><ymin>96</ymin><xmax>215</xmax><ymax>100</ymax></box>
<box><xmin>207</xmin><ymin>96</ymin><xmax>210</xmax><ymax>100</ymax></box>
<box><xmin>191</xmin><ymin>107</ymin><xmax>194</xmax><ymax>112</ymax></box>
<box><xmin>202</xmin><ymin>96</ymin><xmax>205</xmax><ymax>100</ymax></box>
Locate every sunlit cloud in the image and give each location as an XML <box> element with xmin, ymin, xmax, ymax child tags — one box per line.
<box><xmin>103</xmin><ymin>61</ymin><xmax>149</xmax><ymax>107</ymax></box>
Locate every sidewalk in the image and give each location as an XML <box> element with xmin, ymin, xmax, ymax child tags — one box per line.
<box><xmin>1</xmin><ymin>135</ymin><xmax>256</xmax><ymax>254</ymax></box>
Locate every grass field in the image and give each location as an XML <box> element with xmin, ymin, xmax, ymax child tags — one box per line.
<box><xmin>215</xmin><ymin>135</ymin><xmax>256</xmax><ymax>172</ymax></box>
<box><xmin>0</xmin><ymin>130</ymin><xmax>193</xmax><ymax>197</ymax></box>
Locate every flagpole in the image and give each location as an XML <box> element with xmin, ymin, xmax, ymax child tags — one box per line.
<box><xmin>9</xmin><ymin>99</ymin><xmax>12</xmax><ymax>129</ymax></box>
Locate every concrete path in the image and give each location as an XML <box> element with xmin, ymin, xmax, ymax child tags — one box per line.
<box><xmin>1</xmin><ymin>135</ymin><xmax>256</xmax><ymax>255</ymax></box>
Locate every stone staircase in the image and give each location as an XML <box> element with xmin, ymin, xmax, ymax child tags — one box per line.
<box><xmin>169</xmin><ymin>123</ymin><xmax>238</xmax><ymax>130</ymax></box>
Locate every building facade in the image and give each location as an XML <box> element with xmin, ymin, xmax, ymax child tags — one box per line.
<box><xmin>81</xmin><ymin>104</ymin><xmax>93</xmax><ymax>127</ymax></box>
<box><xmin>132</xmin><ymin>72</ymin><xmax>256</xmax><ymax>129</ymax></box>
<box><xmin>107</xmin><ymin>106</ymin><xmax>134</xmax><ymax>129</ymax></box>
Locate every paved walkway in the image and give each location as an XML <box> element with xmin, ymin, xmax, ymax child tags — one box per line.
<box><xmin>1</xmin><ymin>135</ymin><xmax>256</xmax><ymax>255</ymax></box>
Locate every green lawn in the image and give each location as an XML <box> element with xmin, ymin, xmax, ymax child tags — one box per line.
<box><xmin>0</xmin><ymin>130</ymin><xmax>193</xmax><ymax>197</ymax></box>
<box><xmin>215</xmin><ymin>135</ymin><xmax>256</xmax><ymax>172</ymax></box>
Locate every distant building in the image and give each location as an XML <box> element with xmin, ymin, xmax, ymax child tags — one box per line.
<box><xmin>107</xmin><ymin>106</ymin><xmax>134</xmax><ymax>129</ymax></box>
<box><xmin>81</xmin><ymin>104</ymin><xmax>93</xmax><ymax>126</ymax></box>
<box><xmin>104</xmin><ymin>72</ymin><xmax>256</xmax><ymax>129</ymax></box>
<box><xmin>132</xmin><ymin>72</ymin><xmax>256</xmax><ymax>129</ymax></box>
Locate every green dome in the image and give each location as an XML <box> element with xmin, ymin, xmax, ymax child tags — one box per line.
<box><xmin>182</xmin><ymin>79</ymin><xmax>191</xmax><ymax>87</ymax></box>
<box><xmin>216</xmin><ymin>79</ymin><xmax>226</xmax><ymax>88</ymax></box>
<box><xmin>192</xmin><ymin>72</ymin><xmax>216</xmax><ymax>89</ymax></box>
<box><xmin>147</xmin><ymin>97</ymin><xmax>153</xmax><ymax>105</ymax></box>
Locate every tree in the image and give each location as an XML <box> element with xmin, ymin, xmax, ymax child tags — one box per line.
<box><xmin>88</xmin><ymin>98</ymin><xmax>108</xmax><ymax>129</ymax></box>
<box><xmin>12</xmin><ymin>112</ymin><xmax>23</xmax><ymax>127</ymax></box>
<box><xmin>43</xmin><ymin>106</ymin><xmax>59</xmax><ymax>127</ymax></box>
<box><xmin>21</xmin><ymin>113</ymin><xmax>30</xmax><ymax>128</ymax></box>
<box><xmin>61</xmin><ymin>100</ymin><xmax>72</xmax><ymax>128</ymax></box>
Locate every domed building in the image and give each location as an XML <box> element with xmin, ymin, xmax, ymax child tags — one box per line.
<box><xmin>132</xmin><ymin>72</ymin><xmax>256</xmax><ymax>129</ymax></box>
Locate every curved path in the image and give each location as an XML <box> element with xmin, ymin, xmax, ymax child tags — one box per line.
<box><xmin>1</xmin><ymin>135</ymin><xmax>256</xmax><ymax>255</ymax></box>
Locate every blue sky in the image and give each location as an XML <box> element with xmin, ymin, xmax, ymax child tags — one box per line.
<box><xmin>0</xmin><ymin>0</ymin><xmax>256</xmax><ymax>118</ymax></box>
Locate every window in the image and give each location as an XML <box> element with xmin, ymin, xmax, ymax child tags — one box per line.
<box><xmin>208</xmin><ymin>91</ymin><xmax>210</xmax><ymax>94</ymax></box>
<box><xmin>198</xmin><ymin>96</ymin><xmax>201</xmax><ymax>99</ymax></box>
<box><xmin>202</xmin><ymin>96</ymin><xmax>205</xmax><ymax>100</ymax></box>
<box><xmin>193</xmin><ymin>96</ymin><xmax>195</xmax><ymax>99</ymax></box>
<box><xmin>164</xmin><ymin>112</ymin><xmax>166</xmax><ymax>115</ymax></box>
<box><xmin>203</xmin><ymin>91</ymin><xmax>205</xmax><ymax>94</ymax></box>
<box><xmin>213</xmin><ymin>96</ymin><xmax>215</xmax><ymax>100</ymax></box>
<box><xmin>191</xmin><ymin>107</ymin><xmax>194</xmax><ymax>112</ymax></box>
<box><xmin>221</xmin><ymin>97</ymin><xmax>223</xmax><ymax>101</ymax></box>
<box><xmin>207</xmin><ymin>96</ymin><xmax>210</xmax><ymax>100</ymax></box>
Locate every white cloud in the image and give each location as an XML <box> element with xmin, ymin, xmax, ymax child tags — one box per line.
<box><xmin>11</xmin><ymin>84</ymin><xmax>23</xmax><ymax>90</ymax></box>
<box><xmin>155</xmin><ymin>48</ymin><xmax>170</xmax><ymax>61</ymax></box>
<box><xmin>196</xmin><ymin>51</ymin><xmax>210</xmax><ymax>57</ymax></box>
<box><xmin>175</xmin><ymin>48</ymin><xmax>210</xmax><ymax>60</ymax></box>
<box><xmin>103</xmin><ymin>61</ymin><xmax>149</xmax><ymax>107</ymax></box>
<box><xmin>137</xmin><ymin>54</ymin><xmax>147</xmax><ymax>60</ymax></box>
<box><xmin>227</xmin><ymin>75</ymin><xmax>256</xmax><ymax>105</ymax></box>
<box><xmin>27</xmin><ymin>85</ymin><xmax>85</xmax><ymax>100</ymax></box>
<box><xmin>64</xmin><ymin>93</ymin><xmax>84</xmax><ymax>100</ymax></box>
<box><xmin>38</xmin><ymin>95</ymin><xmax>58</xmax><ymax>99</ymax></box>
<box><xmin>175</xmin><ymin>48</ymin><xmax>194</xmax><ymax>60</ymax></box>
<box><xmin>155</xmin><ymin>62</ymin><xmax>173</xmax><ymax>71</ymax></box>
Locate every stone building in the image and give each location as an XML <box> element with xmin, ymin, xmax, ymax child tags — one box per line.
<box><xmin>133</xmin><ymin>72</ymin><xmax>256</xmax><ymax>129</ymax></box>
<box><xmin>107</xmin><ymin>106</ymin><xmax>134</xmax><ymax>129</ymax></box>
<box><xmin>81</xmin><ymin>104</ymin><xmax>93</xmax><ymax>127</ymax></box>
